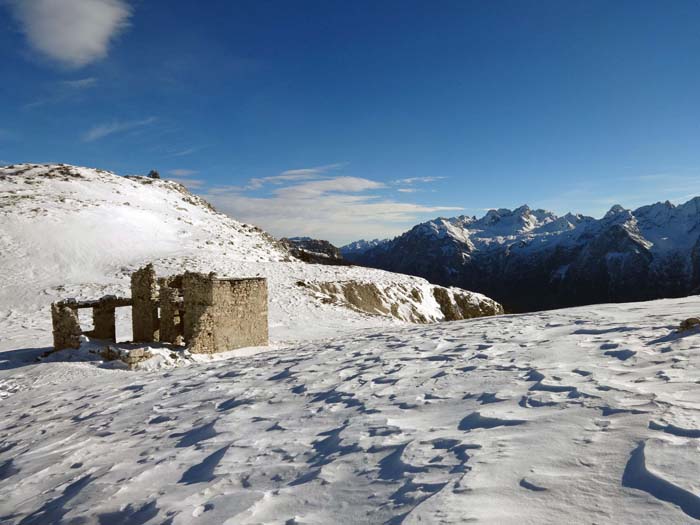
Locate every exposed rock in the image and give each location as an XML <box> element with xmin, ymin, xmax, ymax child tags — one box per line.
<box><xmin>297</xmin><ymin>280</ymin><xmax>502</xmax><ymax>323</ymax></box>
<box><xmin>280</xmin><ymin>237</ymin><xmax>348</xmax><ymax>265</ymax></box>
<box><xmin>679</xmin><ymin>317</ymin><xmax>700</xmax><ymax>332</ymax></box>
<box><xmin>432</xmin><ymin>287</ymin><xmax>502</xmax><ymax>320</ymax></box>
<box><xmin>100</xmin><ymin>346</ymin><xmax>153</xmax><ymax>369</ymax></box>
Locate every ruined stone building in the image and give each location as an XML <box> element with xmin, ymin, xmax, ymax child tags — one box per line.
<box><xmin>51</xmin><ymin>265</ymin><xmax>268</xmax><ymax>354</ymax></box>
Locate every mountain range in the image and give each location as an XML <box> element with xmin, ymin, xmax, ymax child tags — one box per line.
<box><xmin>342</xmin><ymin>199</ymin><xmax>700</xmax><ymax>312</ymax></box>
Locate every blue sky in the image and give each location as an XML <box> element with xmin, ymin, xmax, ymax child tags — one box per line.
<box><xmin>2</xmin><ymin>0</ymin><xmax>700</xmax><ymax>243</ymax></box>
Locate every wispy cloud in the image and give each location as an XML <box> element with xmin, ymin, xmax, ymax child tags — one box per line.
<box><xmin>171</xmin><ymin>147</ymin><xmax>198</xmax><ymax>157</ymax></box>
<box><xmin>7</xmin><ymin>0</ymin><xmax>132</xmax><ymax>68</ymax></box>
<box><xmin>168</xmin><ymin>169</ymin><xmax>198</xmax><ymax>177</ymax></box>
<box><xmin>82</xmin><ymin>116</ymin><xmax>156</xmax><ymax>142</ymax></box>
<box><xmin>203</xmin><ymin>166</ymin><xmax>460</xmax><ymax>244</ymax></box>
<box><xmin>393</xmin><ymin>176</ymin><xmax>445</xmax><ymax>185</ymax></box>
<box><xmin>24</xmin><ymin>77</ymin><xmax>99</xmax><ymax>109</ymax></box>
<box><xmin>397</xmin><ymin>188</ymin><xmax>418</xmax><ymax>193</ymax></box>
<box><xmin>165</xmin><ymin>168</ymin><xmax>204</xmax><ymax>189</ymax></box>
<box><xmin>62</xmin><ymin>77</ymin><xmax>98</xmax><ymax>89</ymax></box>
<box><xmin>246</xmin><ymin>163</ymin><xmax>345</xmax><ymax>190</ymax></box>
<box><xmin>278</xmin><ymin>163</ymin><xmax>346</xmax><ymax>178</ymax></box>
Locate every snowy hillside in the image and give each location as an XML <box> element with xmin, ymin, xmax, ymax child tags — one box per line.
<box><xmin>0</xmin><ymin>163</ymin><xmax>500</xmax><ymax>354</ymax></box>
<box><xmin>353</xmin><ymin>201</ymin><xmax>700</xmax><ymax>312</ymax></box>
<box><xmin>2</xmin><ymin>295</ymin><xmax>700</xmax><ymax>523</ymax></box>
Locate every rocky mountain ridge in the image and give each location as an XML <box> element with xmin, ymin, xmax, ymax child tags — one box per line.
<box><xmin>280</xmin><ymin>237</ymin><xmax>347</xmax><ymax>265</ymax></box>
<box><xmin>352</xmin><ymin>199</ymin><xmax>700</xmax><ymax>311</ymax></box>
<box><xmin>340</xmin><ymin>238</ymin><xmax>390</xmax><ymax>259</ymax></box>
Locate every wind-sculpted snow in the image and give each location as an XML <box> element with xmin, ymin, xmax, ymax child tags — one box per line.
<box><xmin>1</xmin><ymin>297</ymin><xmax>699</xmax><ymax>523</ymax></box>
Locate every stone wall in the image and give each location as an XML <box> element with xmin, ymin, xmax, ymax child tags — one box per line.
<box><xmin>51</xmin><ymin>266</ymin><xmax>268</xmax><ymax>355</ymax></box>
<box><xmin>51</xmin><ymin>302</ymin><xmax>82</xmax><ymax>350</ymax></box>
<box><xmin>50</xmin><ymin>296</ymin><xmax>132</xmax><ymax>350</ymax></box>
<box><xmin>131</xmin><ymin>264</ymin><xmax>159</xmax><ymax>342</ymax></box>
<box><xmin>183</xmin><ymin>273</ymin><xmax>268</xmax><ymax>354</ymax></box>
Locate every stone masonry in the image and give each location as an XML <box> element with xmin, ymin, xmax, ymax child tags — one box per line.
<box><xmin>51</xmin><ymin>296</ymin><xmax>133</xmax><ymax>350</ymax></box>
<box><xmin>51</xmin><ymin>266</ymin><xmax>269</xmax><ymax>354</ymax></box>
<box><xmin>131</xmin><ymin>264</ymin><xmax>159</xmax><ymax>342</ymax></box>
<box><xmin>51</xmin><ymin>302</ymin><xmax>82</xmax><ymax>350</ymax></box>
<box><xmin>183</xmin><ymin>272</ymin><xmax>268</xmax><ymax>354</ymax></box>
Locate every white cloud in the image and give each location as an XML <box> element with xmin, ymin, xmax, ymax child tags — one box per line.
<box><xmin>246</xmin><ymin>163</ymin><xmax>345</xmax><ymax>190</ymax></box>
<box><xmin>170</xmin><ymin>147</ymin><xmax>198</xmax><ymax>157</ymax></box>
<box><xmin>278</xmin><ymin>163</ymin><xmax>345</xmax><ymax>177</ymax></box>
<box><xmin>397</xmin><ymin>188</ymin><xmax>418</xmax><ymax>193</ymax></box>
<box><xmin>393</xmin><ymin>176</ymin><xmax>445</xmax><ymax>185</ymax></box>
<box><xmin>204</xmin><ymin>174</ymin><xmax>460</xmax><ymax>244</ymax></box>
<box><xmin>166</xmin><ymin>169</ymin><xmax>204</xmax><ymax>189</ymax></box>
<box><xmin>82</xmin><ymin>116</ymin><xmax>156</xmax><ymax>142</ymax></box>
<box><xmin>7</xmin><ymin>0</ymin><xmax>132</xmax><ymax>68</ymax></box>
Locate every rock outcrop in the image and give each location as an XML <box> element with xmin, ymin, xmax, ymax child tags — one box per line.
<box><xmin>281</xmin><ymin>237</ymin><xmax>348</xmax><ymax>265</ymax></box>
<box><xmin>297</xmin><ymin>280</ymin><xmax>503</xmax><ymax>323</ymax></box>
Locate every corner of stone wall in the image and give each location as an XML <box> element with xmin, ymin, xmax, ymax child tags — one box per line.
<box><xmin>131</xmin><ymin>264</ymin><xmax>159</xmax><ymax>342</ymax></box>
<box><xmin>51</xmin><ymin>302</ymin><xmax>82</xmax><ymax>350</ymax></box>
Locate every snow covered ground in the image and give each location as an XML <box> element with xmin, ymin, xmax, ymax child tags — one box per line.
<box><xmin>1</xmin><ymin>164</ymin><xmax>699</xmax><ymax>523</ymax></box>
<box><xmin>2</xmin><ymin>296</ymin><xmax>700</xmax><ymax>523</ymax></box>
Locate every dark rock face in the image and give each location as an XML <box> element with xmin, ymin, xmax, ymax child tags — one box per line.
<box><xmin>353</xmin><ymin>200</ymin><xmax>700</xmax><ymax>312</ymax></box>
<box><xmin>340</xmin><ymin>239</ymin><xmax>390</xmax><ymax>262</ymax></box>
<box><xmin>281</xmin><ymin>237</ymin><xmax>348</xmax><ymax>266</ymax></box>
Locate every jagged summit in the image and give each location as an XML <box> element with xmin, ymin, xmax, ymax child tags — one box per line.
<box><xmin>604</xmin><ymin>204</ymin><xmax>628</xmax><ymax>218</ymax></box>
<box><xmin>352</xmin><ymin>195</ymin><xmax>700</xmax><ymax>311</ymax></box>
<box><xmin>339</xmin><ymin>238</ymin><xmax>391</xmax><ymax>259</ymax></box>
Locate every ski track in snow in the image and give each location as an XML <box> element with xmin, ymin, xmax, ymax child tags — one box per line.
<box><xmin>2</xmin><ymin>298</ymin><xmax>700</xmax><ymax>524</ymax></box>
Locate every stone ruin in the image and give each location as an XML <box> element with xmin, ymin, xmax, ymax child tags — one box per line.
<box><xmin>51</xmin><ymin>265</ymin><xmax>268</xmax><ymax>355</ymax></box>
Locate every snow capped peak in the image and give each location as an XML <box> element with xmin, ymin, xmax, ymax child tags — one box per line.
<box><xmin>473</xmin><ymin>205</ymin><xmax>557</xmax><ymax>236</ymax></box>
<box><xmin>634</xmin><ymin>200</ymin><xmax>676</xmax><ymax>224</ymax></box>
<box><xmin>483</xmin><ymin>208</ymin><xmax>512</xmax><ymax>223</ymax></box>
<box><xmin>340</xmin><ymin>238</ymin><xmax>390</xmax><ymax>254</ymax></box>
<box><xmin>604</xmin><ymin>204</ymin><xmax>628</xmax><ymax>218</ymax></box>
